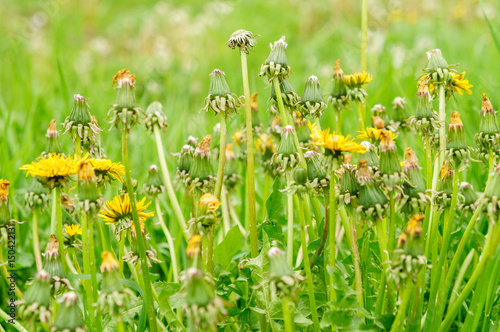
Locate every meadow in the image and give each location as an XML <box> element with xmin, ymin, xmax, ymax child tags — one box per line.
<box><xmin>1</xmin><ymin>0</ymin><xmax>500</xmax><ymax>331</ymax></box>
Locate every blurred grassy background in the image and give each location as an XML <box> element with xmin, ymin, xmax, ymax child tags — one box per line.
<box><xmin>0</xmin><ymin>0</ymin><xmax>499</xmax><ymax>263</ymax></box>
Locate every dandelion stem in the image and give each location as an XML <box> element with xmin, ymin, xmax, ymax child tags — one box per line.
<box><xmin>87</xmin><ymin>213</ymin><xmax>102</xmax><ymax>332</ymax></box>
<box><xmin>297</xmin><ymin>194</ymin><xmax>321</xmax><ymax>331</ymax></box>
<box><xmin>486</xmin><ymin>147</ymin><xmax>495</xmax><ymax>188</ymax></box>
<box><xmin>54</xmin><ymin>187</ymin><xmax>64</xmax><ymax>267</ymax></box>
<box><xmin>155</xmin><ymin>197</ymin><xmax>179</xmax><ymax>282</ymax></box>
<box><xmin>356</xmin><ymin>101</ymin><xmax>366</xmax><ymax>132</ymax></box>
<box><xmin>122</xmin><ymin>130</ymin><xmax>158</xmax><ymax>332</ymax></box>
<box><xmin>349</xmin><ymin>211</ymin><xmax>363</xmax><ymax>307</ymax></box>
<box><xmin>214</xmin><ymin>116</ymin><xmax>227</xmax><ymax>200</ymax></box>
<box><xmin>118</xmin><ymin>232</ymin><xmax>125</xmax><ymax>277</ymax></box>
<box><xmin>207</xmin><ymin>232</ymin><xmax>214</xmax><ymax>277</ymax></box>
<box><xmin>32</xmin><ymin>209</ymin><xmax>42</xmax><ymax>270</ymax></box>
<box><xmin>390</xmin><ymin>280</ymin><xmax>414</xmax><ymax>332</ymax></box>
<box><xmin>154</xmin><ymin>125</ymin><xmax>189</xmax><ymax>241</ymax></box>
<box><xmin>281</xmin><ymin>296</ymin><xmax>294</xmax><ymax>332</ymax></box>
<box><xmin>375</xmin><ymin>217</ymin><xmax>389</xmax><ymax>315</ymax></box>
<box><xmin>328</xmin><ymin>158</ymin><xmax>339</xmax><ymax>301</ymax></box>
<box><xmin>240</xmin><ymin>50</ymin><xmax>258</xmax><ymax>258</ymax></box>
<box><xmin>0</xmin><ymin>307</ymin><xmax>27</xmax><ymax>332</ymax></box>
<box><xmin>81</xmin><ymin>211</ymin><xmax>96</xmax><ymax>328</ymax></box>
<box><xmin>286</xmin><ymin>171</ymin><xmax>294</xmax><ymax>267</ymax></box>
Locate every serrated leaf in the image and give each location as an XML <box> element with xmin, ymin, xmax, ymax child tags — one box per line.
<box><xmin>266</xmin><ymin>177</ymin><xmax>285</xmax><ymax>222</ymax></box>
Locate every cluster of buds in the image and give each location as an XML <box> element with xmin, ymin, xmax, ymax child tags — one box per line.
<box><xmin>459</xmin><ymin>182</ymin><xmax>479</xmax><ymax>216</ymax></box>
<box><xmin>269</xmin><ymin>79</ymin><xmax>299</xmax><ymax>114</ymax></box>
<box><xmin>223</xmin><ymin>144</ymin><xmax>241</xmax><ymax>190</ymax></box>
<box><xmin>108</xmin><ymin>69</ymin><xmax>144</xmax><ymax>132</ymax></box>
<box><xmin>327</xmin><ymin>59</ymin><xmax>348</xmax><ymax>111</ymax></box>
<box><xmin>143</xmin><ymin>165</ymin><xmax>165</xmax><ymax>197</ymax></box>
<box><xmin>267</xmin><ymin>247</ymin><xmax>304</xmax><ymax>300</ymax></box>
<box><xmin>97</xmin><ymin>252</ymin><xmax>133</xmax><ymax>316</ymax></box>
<box><xmin>17</xmin><ymin>270</ymin><xmax>52</xmax><ymax>324</ymax></box>
<box><xmin>304</xmin><ymin>150</ymin><xmax>329</xmax><ymax>194</ymax></box>
<box><xmin>181</xmin><ymin>267</ymin><xmax>227</xmax><ymax>331</ymax></box>
<box><xmin>356</xmin><ymin>160</ymin><xmax>388</xmax><ymax>221</ymax></box>
<box><xmin>77</xmin><ymin>160</ymin><xmax>103</xmax><ymax>215</ymax></box>
<box><xmin>338</xmin><ymin>162</ymin><xmax>358</xmax><ymax>206</ymax></box>
<box><xmin>297</xmin><ymin>76</ymin><xmax>327</xmax><ymax>119</ymax></box>
<box><xmin>24</xmin><ymin>177</ymin><xmax>50</xmax><ymax>210</ymax></box>
<box><xmin>256</xmin><ymin>133</ymin><xmax>278</xmax><ymax>176</ymax></box>
<box><xmin>446</xmin><ymin>111</ymin><xmax>471</xmax><ymax>165</ymax></box>
<box><xmin>272</xmin><ymin>126</ymin><xmax>301</xmax><ymax>173</ymax></box>
<box><xmin>144</xmin><ymin>101</ymin><xmax>168</xmax><ymax>134</ymax></box>
<box><xmin>407</xmin><ymin>81</ymin><xmax>441</xmax><ymax>142</ymax></box>
<box><xmin>188</xmin><ymin>193</ymin><xmax>221</xmax><ymax>235</ymax></box>
<box><xmin>184</xmin><ymin>135</ymin><xmax>216</xmax><ymax>195</ymax></box>
<box><xmin>61</xmin><ymin>95</ymin><xmax>101</xmax><ymax>154</ymax></box>
<box><xmin>376</xmin><ymin>130</ymin><xmax>402</xmax><ymax>191</ymax></box>
<box><xmin>390</xmin><ymin>215</ymin><xmax>427</xmax><ymax>285</ymax></box>
<box><xmin>389</xmin><ymin>97</ymin><xmax>409</xmax><ymax>132</ymax></box>
<box><xmin>42</xmin><ymin>235</ymin><xmax>73</xmax><ymax>294</ymax></box>
<box><xmin>344</xmin><ymin>72</ymin><xmax>373</xmax><ymax>103</ymax></box>
<box><xmin>475</xmin><ymin>94</ymin><xmax>500</xmax><ymax>163</ymax></box>
<box><xmin>399</xmin><ymin>149</ymin><xmax>430</xmax><ymax>215</ymax></box>
<box><xmin>44</xmin><ymin>119</ymin><xmax>62</xmax><ymax>156</ymax></box>
<box><xmin>201</xmin><ymin>69</ymin><xmax>241</xmax><ymax>117</ymax></box>
<box><xmin>259</xmin><ymin>36</ymin><xmax>292</xmax><ymax>82</ymax></box>
<box><xmin>53</xmin><ymin>291</ymin><xmax>86</xmax><ymax>332</ymax></box>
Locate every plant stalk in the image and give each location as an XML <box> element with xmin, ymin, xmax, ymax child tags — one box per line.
<box><xmin>214</xmin><ymin>115</ymin><xmax>227</xmax><ymax>199</ymax></box>
<box><xmin>155</xmin><ymin>197</ymin><xmax>179</xmax><ymax>282</ymax></box>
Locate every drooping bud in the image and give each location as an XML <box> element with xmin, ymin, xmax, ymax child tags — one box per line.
<box><xmin>298</xmin><ymin>75</ymin><xmax>327</xmax><ymax>118</ymax></box>
<box><xmin>144</xmin><ymin>101</ymin><xmax>168</xmax><ymax>134</ymax></box>
<box><xmin>259</xmin><ymin>36</ymin><xmax>292</xmax><ymax>81</ymax></box>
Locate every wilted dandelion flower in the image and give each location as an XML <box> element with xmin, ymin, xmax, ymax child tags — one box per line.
<box><xmin>189</xmin><ymin>193</ymin><xmax>221</xmax><ymax>235</ymax></box>
<box><xmin>108</xmin><ymin>69</ymin><xmax>143</xmax><ymax>131</ymax></box>
<box><xmin>45</xmin><ymin>119</ymin><xmax>62</xmax><ymax>155</ymax></box>
<box><xmin>226</xmin><ymin>29</ymin><xmax>257</xmax><ymax>54</ymax></box>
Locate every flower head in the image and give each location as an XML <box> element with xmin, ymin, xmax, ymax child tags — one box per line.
<box><xmin>0</xmin><ymin>179</ymin><xmax>10</xmax><ymax>202</ymax></box>
<box><xmin>357</xmin><ymin>127</ymin><xmax>397</xmax><ymax>144</ymax></box>
<box><xmin>20</xmin><ymin>154</ymin><xmax>83</xmax><ymax>188</ymax></box>
<box><xmin>450</xmin><ymin>72</ymin><xmax>472</xmax><ymax>95</ymax></box>
<box><xmin>99</xmin><ymin>194</ymin><xmax>154</xmax><ymax>225</ymax></box>
<box><xmin>344</xmin><ymin>72</ymin><xmax>373</xmax><ymax>89</ymax></box>
<box><xmin>309</xmin><ymin>122</ymin><xmax>366</xmax><ymax>156</ymax></box>
<box><xmin>197</xmin><ymin>193</ymin><xmax>221</xmax><ymax>217</ymax></box>
<box><xmin>65</xmin><ymin>224</ymin><xmax>82</xmax><ymax>237</ymax></box>
<box><xmin>88</xmin><ymin>158</ymin><xmax>125</xmax><ymax>184</ymax></box>
<box><xmin>100</xmin><ymin>251</ymin><xmax>119</xmax><ymax>273</ymax></box>
<box><xmin>227</xmin><ymin>29</ymin><xmax>256</xmax><ymax>54</ymax></box>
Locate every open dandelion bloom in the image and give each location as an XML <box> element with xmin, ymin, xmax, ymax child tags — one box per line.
<box><xmin>100</xmin><ymin>194</ymin><xmax>154</xmax><ymax>225</ymax></box>
<box><xmin>88</xmin><ymin>158</ymin><xmax>125</xmax><ymax>183</ymax></box>
<box><xmin>343</xmin><ymin>72</ymin><xmax>373</xmax><ymax>89</ymax></box>
<box><xmin>309</xmin><ymin>122</ymin><xmax>366</xmax><ymax>156</ymax></box>
<box><xmin>357</xmin><ymin>127</ymin><xmax>397</xmax><ymax>143</ymax></box>
<box><xmin>65</xmin><ymin>224</ymin><xmax>82</xmax><ymax>237</ymax></box>
<box><xmin>0</xmin><ymin>179</ymin><xmax>10</xmax><ymax>201</ymax></box>
<box><xmin>450</xmin><ymin>72</ymin><xmax>472</xmax><ymax>95</ymax></box>
<box><xmin>197</xmin><ymin>193</ymin><xmax>221</xmax><ymax>217</ymax></box>
<box><xmin>20</xmin><ymin>154</ymin><xmax>84</xmax><ymax>188</ymax></box>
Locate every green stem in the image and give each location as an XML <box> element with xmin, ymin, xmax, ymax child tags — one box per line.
<box><xmin>54</xmin><ymin>187</ymin><xmax>64</xmax><ymax>264</ymax></box>
<box><xmin>486</xmin><ymin>148</ymin><xmax>495</xmax><ymax>188</ymax></box>
<box><xmin>117</xmin><ymin>316</ymin><xmax>126</xmax><ymax>332</ymax></box>
<box><xmin>303</xmin><ymin>195</ymin><xmax>315</xmax><ymax>241</ymax></box>
<box><xmin>375</xmin><ymin>218</ymin><xmax>389</xmax><ymax>315</ymax></box>
<box><xmin>32</xmin><ymin>209</ymin><xmax>42</xmax><ymax>270</ymax></box>
<box><xmin>356</xmin><ymin>101</ymin><xmax>366</xmax><ymax>132</ymax></box>
<box><xmin>388</xmin><ymin>190</ymin><xmax>396</xmax><ymax>252</ymax></box>
<box><xmin>122</xmin><ymin>130</ymin><xmax>158</xmax><ymax>332</ymax></box>
<box><xmin>119</xmin><ymin>233</ymin><xmax>125</xmax><ymax>277</ymax></box>
<box><xmin>240</xmin><ymin>50</ymin><xmax>258</xmax><ymax>258</ymax></box>
<box><xmin>81</xmin><ymin>212</ymin><xmax>95</xmax><ymax>328</ymax></box>
<box><xmin>310</xmin><ymin>195</ymin><xmax>323</xmax><ymax>226</ymax></box>
<box><xmin>328</xmin><ymin>158</ymin><xmax>339</xmax><ymax>301</ymax></box>
<box><xmin>297</xmin><ymin>194</ymin><xmax>321</xmax><ymax>331</ymax></box>
<box><xmin>87</xmin><ymin>213</ymin><xmax>102</xmax><ymax>332</ymax></box>
<box><xmin>282</xmin><ymin>297</ymin><xmax>294</xmax><ymax>332</ymax></box>
<box><xmin>350</xmin><ymin>211</ymin><xmax>363</xmax><ymax>308</ymax></box>
<box><xmin>214</xmin><ymin>115</ymin><xmax>227</xmax><ymax>199</ymax></box>
<box><xmin>155</xmin><ymin>197</ymin><xmax>179</xmax><ymax>282</ymax></box>
<box><xmin>154</xmin><ymin>125</ymin><xmax>189</xmax><ymax>241</ymax></box>
<box><xmin>361</xmin><ymin>0</ymin><xmax>367</xmax><ymax>73</ymax></box>
<box><xmin>286</xmin><ymin>172</ymin><xmax>294</xmax><ymax>267</ymax></box>
<box><xmin>390</xmin><ymin>281</ymin><xmax>414</xmax><ymax>332</ymax></box>
<box><xmin>207</xmin><ymin>232</ymin><xmax>214</xmax><ymax>277</ymax></box>
<box><xmin>0</xmin><ymin>307</ymin><xmax>28</xmax><ymax>332</ymax></box>
<box><xmin>449</xmin><ymin>249</ymin><xmax>475</xmax><ymax>307</ymax></box>
<box><xmin>94</xmin><ymin>217</ymin><xmax>109</xmax><ymax>252</ymax></box>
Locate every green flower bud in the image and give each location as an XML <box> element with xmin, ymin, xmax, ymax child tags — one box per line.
<box><xmin>46</xmin><ymin>119</ymin><xmax>62</xmax><ymax>155</ymax></box>
<box><xmin>400</xmin><ymin>148</ymin><xmax>430</xmax><ymax>216</ymax></box>
<box><xmin>305</xmin><ymin>150</ymin><xmax>326</xmax><ymax>182</ymax></box>
<box><xmin>42</xmin><ymin>235</ymin><xmax>65</xmax><ymax>278</ymax></box>
<box><xmin>298</xmin><ymin>75</ymin><xmax>327</xmax><ymax>118</ymax></box>
<box><xmin>144</xmin><ymin>101</ymin><xmax>168</xmax><ymax>134</ymax></box>
<box><xmin>426</xmin><ymin>49</ymin><xmax>448</xmax><ymax>71</ymax></box>
<box><xmin>108</xmin><ymin>69</ymin><xmax>144</xmax><ymax>132</ymax></box>
<box><xmin>177</xmin><ymin>144</ymin><xmax>194</xmax><ymax>174</ymax></box>
<box><xmin>360</xmin><ymin>141</ymin><xmax>379</xmax><ymax>168</ymax></box>
<box><xmin>328</xmin><ymin>59</ymin><xmax>349</xmax><ymax>111</ymax></box>
<box><xmin>447</xmin><ymin>111</ymin><xmax>467</xmax><ymax>150</ymax></box>
<box><xmin>295</xmin><ymin>117</ymin><xmax>310</xmax><ymax>144</ymax></box>
<box><xmin>144</xmin><ymin>165</ymin><xmax>165</xmax><ymax>196</ymax></box>
<box><xmin>23</xmin><ymin>269</ymin><xmax>52</xmax><ymax>311</ymax></box>
<box><xmin>269</xmin><ymin>78</ymin><xmax>299</xmax><ymax>113</ymax></box>
<box><xmin>0</xmin><ymin>179</ymin><xmax>11</xmax><ymax>227</ymax></box>
<box><xmin>61</xmin><ymin>95</ymin><xmax>100</xmax><ymax>149</ymax></box>
<box><xmin>436</xmin><ymin>161</ymin><xmax>454</xmax><ymax>208</ymax></box>
<box><xmin>53</xmin><ymin>292</ymin><xmax>85</xmax><ymax>332</ymax></box>
<box><xmin>24</xmin><ymin>177</ymin><xmax>50</xmax><ymax>210</ymax></box>
<box><xmin>378</xmin><ymin>130</ymin><xmax>401</xmax><ymax>190</ymax></box>
<box><xmin>190</xmin><ymin>135</ymin><xmax>215</xmax><ymax>182</ymax></box>
<box><xmin>259</xmin><ymin>36</ymin><xmax>292</xmax><ymax>81</ymax></box>
<box><xmin>273</xmin><ymin>126</ymin><xmax>300</xmax><ymax>173</ymax></box>
<box><xmin>293</xmin><ymin>167</ymin><xmax>308</xmax><ymax>186</ymax></box>
<box><xmin>460</xmin><ymin>182</ymin><xmax>478</xmax><ymax>210</ymax></box>
<box><xmin>357</xmin><ymin>160</ymin><xmax>388</xmax><ymax>221</ymax></box>
<box><xmin>478</xmin><ymin>94</ymin><xmax>500</xmax><ymax>135</ymax></box>
<box><xmin>391</xmin><ymin>97</ymin><xmax>409</xmax><ymax>127</ymax></box>
<box><xmin>339</xmin><ymin>163</ymin><xmax>358</xmax><ymax>205</ymax></box>
<box><xmin>202</xmin><ymin>69</ymin><xmax>241</xmax><ymax>117</ymax></box>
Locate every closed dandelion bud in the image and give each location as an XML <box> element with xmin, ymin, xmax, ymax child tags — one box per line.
<box><xmin>372</xmin><ymin>104</ymin><xmax>389</xmax><ymax>125</ymax></box>
<box><xmin>64</xmin><ymin>225</ymin><xmax>82</xmax><ymax>250</ymax></box>
<box><xmin>108</xmin><ymin>69</ymin><xmax>143</xmax><ymax>131</ymax></box>
<box><xmin>223</xmin><ymin>144</ymin><xmax>240</xmax><ymax>190</ymax></box>
<box><xmin>24</xmin><ymin>177</ymin><xmax>50</xmax><ymax>210</ymax></box>
<box><xmin>436</xmin><ymin>161</ymin><xmax>454</xmax><ymax>208</ymax></box>
<box><xmin>298</xmin><ymin>75</ymin><xmax>327</xmax><ymax>118</ymax></box>
<box><xmin>378</xmin><ymin>130</ymin><xmax>402</xmax><ymax>190</ymax></box>
<box><xmin>360</xmin><ymin>141</ymin><xmax>379</xmax><ymax>168</ymax></box>
<box><xmin>267</xmin><ymin>247</ymin><xmax>304</xmax><ymax>300</ymax></box>
<box><xmin>460</xmin><ymin>182</ymin><xmax>478</xmax><ymax>214</ymax></box>
<box><xmin>186</xmin><ymin>135</ymin><xmax>216</xmax><ymax>194</ymax></box>
<box><xmin>269</xmin><ymin>78</ymin><xmax>299</xmax><ymax>114</ymax></box>
<box><xmin>401</xmin><ymin>148</ymin><xmax>429</xmax><ymax>215</ymax></box>
<box><xmin>144</xmin><ymin>165</ymin><xmax>165</xmax><ymax>196</ymax></box>
<box><xmin>190</xmin><ymin>193</ymin><xmax>221</xmax><ymax>234</ymax></box>
<box><xmin>427</xmin><ymin>49</ymin><xmax>448</xmax><ymax>70</ymax></box>
<box><xmin>356</xmin><ymin>159</ymin><xmax>388</xmax><ymax>221</ymax></box>
<box><xmin>295</xmin><ymin>116</ymin><xmax>310</xmax><ymax>144</ymax></box>
<box><xmin>18</xmin><ymin>270</ymin><xmax>52</xmax><ymax>323</ymax></box>
<box><xmin>77</xmin><ymin>161</ymin><xmax>101</xmax><ymax>214</ymax></box>
<box><xmin>293</xmin><ymin>167</ymin><xmax>307</xmax><ymax>186</ymax></box>
<box><xmin>187</xmin><ymin>136</ymin><xmax>198</xmax><ymax>148</ymax></box>
<box><xmin>42</xmin><ymin>235</ymin><xmax>65</xmax><ymax>278</ymax></box>
<box><xmin>227</xmin><ymin>29</ymin><xmax>256</xmax><ymax>54</ymax></box>
<box><xmin>61</xmin><ymin>95</ymin><xmax>100</xmax><ymax>149</ymax></box>
<box><xmin>45</xmin><ymin>119</ymin><xmax>62</xmax><ymax>155</ymax></box>
<box><xmin>53</xmin><ymin>291</ymin><xmax>86</xmax><ymax>332</ymax></box>
<box><xmin>144</xmin><ymin>101</ymin><xmax>168</xmax><ymax>134</ymax></box>
<box><xmin>178</xmin><ymin>145</ymin><xmax>194</xmax><ymax>173</ymax></box>
<box><xmin>338</xmin><ymin>163</ymin><xmax>358</xmax><ymax>205</ymax></box>
<box><xmin>446</xmin><ymin>111</ymin><xmax>470</xmax><ymax>164</ymax></box>
<box><xmin>328</xmin><ymin>59</ymin><xmax>348</xmax><ymax>110</ymax></box>
<box><xmin>182</xmin><ymin>267</ymin><xmax>227</xmax><ymax>331</ymax></box>
<box><xmin>259</xmin><ymin>36</ymin><xmax>291</xmax><ymax>81</ymax></box>
<box><xmin>202</xmin><ymin>69</ymin><xmax>241</xmax><ymax>117</ymax></box>
<box><xmin>0</xmin><ymin>179</ymin><xmax>11</xmax><ymax>227</ymax></box>
<box><xmin>344</xmin><ymin>72</ymin><xmax>373</xmax><ymax>104</ymax></box>
<box><xmin>371</xmin><ymin>115</ymin><xmax>385</xmax><ymax>129</ymax></box>
<box><xmin>305</xmin><ymin>150</ymin><xmax>326</xmax><ymax>182</ymax></box>
<box><xmin>97</xmin><ymin>252</ymin><xmax>132</xmax><ymax>316</ymax></box>
<box><xmin>408</xmin><ymin>81</ymin><xmax>440</xmax><ymax>139</ymax></box>
<box><xmin>273</xmin><ymin>125</ymin><xmax>300</xmax><ymax>173</ymax></box>
<box><xmin>475</xmin><ymin>94</ymin><xmax>500</xmax><ymax>162</ymax></box>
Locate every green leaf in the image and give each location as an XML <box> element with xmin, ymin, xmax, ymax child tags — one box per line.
<box><xmin>266</xmin><ymin>177</ymin><xmax>285</xmax><ymax>222</ymax></box>
<box><xmin>214</xmin><ymin>225</ymin><xmax>243</xmax><ymax>270</ymax></box>
<box><xmin>480</xmin><ymin>0</ymin><xmax>500</xmax><ymax>56</ymax></box>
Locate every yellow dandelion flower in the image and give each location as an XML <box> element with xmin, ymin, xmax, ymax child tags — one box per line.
<box><xmin>197</xmin><ymin>193</ymin><xmax>221</xmax><ymax>216</ymax></box>
<box><xmin>100</xmin><ymin>251</ymin><xmax>119</xmax><ymax>273</ymax></box>
<box><xmin>255</xmin><ymin>133</ymin><xmax>276</xmax><ymax>155</ymax></box>
<box><xmin>0</xmin><ymin>179</ymin><xmax>10</xmax><ymax>201</ymax></box>
<box><xmin>344</xmin><ymin>72</ymin><xmax>373</xmax><ymax>88</ymax></box>
<box><xmin>357</xmin><ymin>127</ymin><xmax>397</xmax><ymax>142</ymax></box>
<box><xmin>440</xmin><ymin>161</ymin><xmax>453</xmax><ymax>180</ymax></box>
<box><xmin>65</xmin><ymin>224</ymin><xmax>82</xmax><ymax>237</ymax></box>
<box><xmin>112</xmin><ymin>68</ymin><xmax>135</xmax><ymax>88</ymax></box>
<box><xmin>405</xmin><ymin>215</ymin><xmax>424</xmax><ymax>237</ymax></box>
<box><xmin>450</xmin><ymin>72</ymin><xmax>472</xmax><ymax>95</ymax></box>
<box><xmin>87</xmin><ymin>158</ymin><xmax>125</xmax><ymax>183</ymax></box>
<box><xmin>308</xmin><ymin>122</ymin><xmax>366</xmax><ymax>154</ymax></box>
<box><xmin>186</xmin><ymin>234</ymin><xmax>202</xmax><ymax>258</ymax></box>
<box><xmin>232</xmin><ymin>130</ymin><xmax>245</xmax><ymax>148</ymax></box>
<box><xmin>99</xmin><ymin>194</ymin><xmax>154</xmax><ymax>225</ymax></box>
<box><xmin>20</xmin><ymin>153</ymin><xmax>83</xmax><ymax>179</ymax></box>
